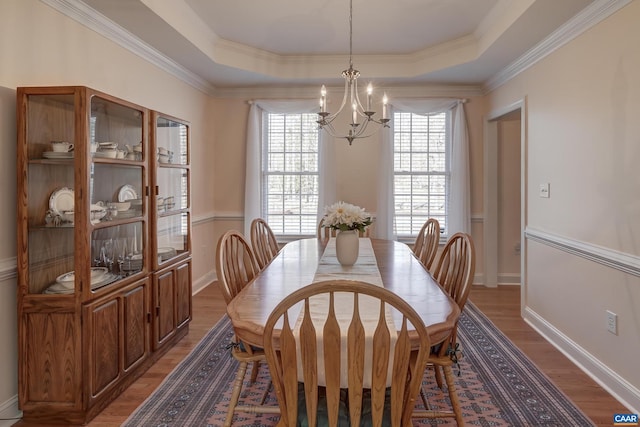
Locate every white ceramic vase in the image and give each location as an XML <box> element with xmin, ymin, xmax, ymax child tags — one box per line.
<box><xmin>336</xmin><ymin>229</ymin><xmax>359</xmax><ymax>266</ymax></box>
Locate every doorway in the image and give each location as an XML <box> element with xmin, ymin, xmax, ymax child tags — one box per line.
<box><xmin>484</xmin><ymin>100</ymin><xmax>526</xmax><ymax>298</ymax></box>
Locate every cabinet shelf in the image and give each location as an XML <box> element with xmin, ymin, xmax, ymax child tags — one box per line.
<box><xmin>29</xmin><ymin>158</ymin><xmax>75</xmax><ymax>165</ymax></box>
<box><xmin>30</xmin><ymin>223</ymin><xmax>75</xmax><ymax>230</ymax></box>
<box><xmin>92</xmin><ymin>158</ymin><xmax>145</xmax><ymax>165</ymax></box>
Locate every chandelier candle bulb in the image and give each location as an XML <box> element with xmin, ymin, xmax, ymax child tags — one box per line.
<box><xmin>366</xmin><ymin>83</ymin><xmax>372</xmax><ymax>111</ymax></box>
<box><xmin>382</xmin><ymin>93</ymin><xmax>388</xmax><ymax>120</ymax></box>
<box><xmin>352</xmin><ymin>103</ymin><xmax>358</xmax><ymax>124</ymax></box>
<box><xmin>321</xmin><ymin>85</ymin><xmax>327</xmax><ymax>113</ymax></box>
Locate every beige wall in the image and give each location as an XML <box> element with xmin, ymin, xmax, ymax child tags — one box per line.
<box><xmin>486</xmin><ymin>1</ymin><xmax>640</xmax><ymax>410</ymax></box>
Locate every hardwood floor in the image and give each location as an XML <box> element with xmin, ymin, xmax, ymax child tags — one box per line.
<box><xmin>18</xmin><ymin>282</ymin><xmax>626</xmax><ymax>426</ymax></box>
<box><xmin>468</xmin><ymin>285</ymin><xmax>629</xmax><ymax>427</ymax></box>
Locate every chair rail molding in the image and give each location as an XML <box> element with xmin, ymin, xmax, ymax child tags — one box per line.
<box><xmin>192</xmin><ymin>211</ymin><xmax>216</xmax><ymax>226</ymax></box>
<box><xmin>0</xmin><ymin>257</ymin><xmax>17</xmax><ymax>283</ymax></box>
<box><xmin>525</xmin><ymin>227</ymin><xmax>640</xmax><ymax>277</ymax></box>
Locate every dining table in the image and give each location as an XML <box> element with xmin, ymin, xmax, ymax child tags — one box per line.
<box><xmin>226</xmin><ymin>237</ymin><xmax>460</xmax><ymax>350</ymax></box>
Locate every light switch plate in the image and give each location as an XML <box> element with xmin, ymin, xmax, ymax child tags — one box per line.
<box><xmin>539</xmin><ymin>183</ymin><xmax>550</xmax><ymax>198</ymax></box>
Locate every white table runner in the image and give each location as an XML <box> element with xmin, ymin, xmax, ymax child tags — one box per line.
<box><xmin>294</xmin><ymin>238</ymin><xmax>397</xmax><ymax>388</ymax></box>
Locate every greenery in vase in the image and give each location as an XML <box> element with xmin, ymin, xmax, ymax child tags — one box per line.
<box><xmin>322</xmin><ymin>201</ymin><xmax>372</xmax><ymax>233</ymax></box>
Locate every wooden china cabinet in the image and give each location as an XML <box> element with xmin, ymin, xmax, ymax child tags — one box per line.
<box><xmin>16</xmin><ymin>86</ymin><xmax>192</xmax><ymax>424</ymax></box>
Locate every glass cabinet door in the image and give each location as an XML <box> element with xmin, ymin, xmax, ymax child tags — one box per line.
<box><xmin>152</xmin><ymin>114</ymin><xmax>190</xmax><ymax>268</ymax></box>
<box><xmin>88</xmin><ymin>95</ymin><xmax>148</xmax><ymax>293</ymax></box>
<box><xmin>24</xmin><ymin>92</ymin><xmax>77</xmax><ymax>295</ymax></box>
<box><xmin>18</xmin><ymin>88</ymin><xmax>150</xmax><ymax>298</ymax></box>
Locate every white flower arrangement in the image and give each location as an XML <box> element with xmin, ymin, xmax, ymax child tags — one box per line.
<box><xmin>322</xmin><ymin>201</ymin><xmax>372</xmax><ymax>233</ymax></box>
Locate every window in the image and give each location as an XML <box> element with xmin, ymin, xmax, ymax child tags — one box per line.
<box><xmin>393</xmin><ymin>111</ymin><xmax>450</xmax><ymax>237</ymax></box>
<box><xmin>262</xmin><ymin>112</ymin><xmax>319</xmax><ymax>235</ymax></box>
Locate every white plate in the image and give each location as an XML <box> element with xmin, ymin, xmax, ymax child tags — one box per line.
<box><xmin>45</xmin><ymin>272</ymin><xmax>119</xmax><ymax>294</ymax></box>
<box><xmin>49</xmin><ymin>187</ymin><xmax>74</xmax><ymax>216</ymax></box>
<box><xmin>43</xmin><ymin>151</ymin><xmax>74</xmax><ymax>159</ymax></box>
<box><xmin>90</xmin><ymin>273</ymin><xmax>119</xmax><ymax>290</ymax></box>
<box><xmin>118</xmin><ymin>184</ymin><xmax>139</xmax><ymax>202</ymax></box>
<box><xmin>43</xmin><ymin>282</ymin><xmax>74</xmax><ymax>294</ymax></box>
<box><xmin>56</xmin><ymin>267</ymin><xmax>108</xmax><ymax>284</ymax></box>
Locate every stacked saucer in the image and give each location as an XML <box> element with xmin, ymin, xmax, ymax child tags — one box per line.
<box><xmin>44</xmin><ymin>267</ymin><xmax>115</xmax><ymax>294</ymax></box>
<box><xmin>121</xmin><ymin>254</ymin><xmax>143</xmax><ymax>272</ymax></box>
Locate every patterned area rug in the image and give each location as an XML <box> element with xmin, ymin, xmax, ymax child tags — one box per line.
<box><xmin>123</xmin><ymin>302</ymin><xmax>594</xmax><ymax>426</ymax></box>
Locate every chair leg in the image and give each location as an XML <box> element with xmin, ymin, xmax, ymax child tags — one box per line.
<box><xmin>442</xmin><ymin>364</ymin><xmax>464</xmax><ymax>426</ymax></box>
<box><xmin>434</xmin><ymin>364</ymin><xmax>444</xmax><ymax>389</ymax></box>
<box><xmin>250</xmin><ymin>360</ymin><xmax>260</xmax><ymax>383</ymax></box>
<box><xmin>224</xmin><ymin>361</ymin><xmax>248</xmax><ymax>427</ymax></box>
<box><xmin>260</xmin><ymin>380</ymin><xmax>273</xmax><ymax>405</ymax></box>
<box><xmin>419</xmin><ymin>387</ymin><xmax>430</xmax><ymax>410</ymax></box>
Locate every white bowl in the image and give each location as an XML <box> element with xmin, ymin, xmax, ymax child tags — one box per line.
<box><xmin>62</xmin><ymin>210</ymin><xmax>75</xmax><ymax>223</ymax></box>
<box><xmin>96</xmin><ymin>150</ymin><xmax>117</xmax><ymax>158</ymax></box>
<box><xmin>90</xmin><ymin>204</ymin><xmax>107</xmax><ymax>221</ymax></box>
<box><xmin>111</xmin><ymin>201</ymin><xmax>131</xmax><ymax>212</ymax></box>
<box><xmin>98</xmin><ymin>142</ymin><xmax>118</xmax><ymax>149</ymax></box>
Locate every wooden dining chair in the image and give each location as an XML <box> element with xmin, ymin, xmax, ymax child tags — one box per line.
<box><xmin>215</xmin><ymin>230</ymin><xmax>279</xmax><ymax>426</ymax></box>
<box><xmin>250</xmin><ymin>218</ymin><xmax>280</xmax><ymax>270</ymax></box>
<box><xmin>316</xmin><ymin>217</ymin><xmax>336</xmax><ymax>240</ymax></box>
<box><xmin>414</xmin><ymin>232</ymin><xmax>475</xmax><ymax>426</ymax></box>
<box><xmin>263</xmin><ymin>279</ymin><xmax>431</xmax><ymax>427</ymax></box>
<box><xmin>412</xmin><ymin>218</ymin><xmax>441</xmax><ymax>271</ymax></box>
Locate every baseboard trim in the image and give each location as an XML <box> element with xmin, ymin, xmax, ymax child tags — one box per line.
<box><xmin>523</xmin><ymin>306</ymin><xmax>640</xmax><ymax>413</ymax></box>
<box><xmin>0</xmin><ymin>395</ymin><xmax>21</xmax><ymax>427</ymax></box>
<box><xmin>498</xmin><ymin>273</ymin><xmax>521</xmax><ymax>285</ymax></box>
<box><xmin>473</xmin><ymin>273</ymin><xmax>521</xmax><ymax>287</ymax></box>
<box><xmin>192</xmin><ymin>270</ymin><xmax>216</xmax><ymax>295</ymax></box>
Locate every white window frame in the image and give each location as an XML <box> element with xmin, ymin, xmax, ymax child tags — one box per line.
<box><xmin>393</xmin><ymin>110</ymin><xmax>451</xmax><ymax>241</ymax></box>
<box><xmin>261</xmin><ymin>111</ymin><xmax>319</xmax><ymax>238</ymax></box>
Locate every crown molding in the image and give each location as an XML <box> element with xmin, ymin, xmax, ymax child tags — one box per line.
<box><xmin>484</xmin><ymin>0</ymin><xmax>633</xmax><ymax>93</ymax></box>
<box><xmin>41</xmin><ymin>0</ymin><xmax>630</xmax><ymax>98</ymax></box>
<box><xmin>212</xmin><ymin>83</ymin><xmax>484</xmax><ymax>99</ymax></box>
<box><xmin>39</xmin><ymin>0</ymin><xmax>216</xmax><ymax>95</ymax></box>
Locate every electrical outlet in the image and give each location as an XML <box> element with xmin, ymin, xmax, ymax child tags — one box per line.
<box><xmin>539</xmin><ymin>183</ymin><xmax>550</xmax><ymax>198</ymax></box>
<box><xmin>606</xmin><ymin>310</ymin><xmax>618</xmax><ymax>335</ymax></box>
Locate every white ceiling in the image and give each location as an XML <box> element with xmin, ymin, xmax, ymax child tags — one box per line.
<box><xmin>78</xmin><ymin>0</ymin><xmax>596</xmax><ymax>89</ymax></box>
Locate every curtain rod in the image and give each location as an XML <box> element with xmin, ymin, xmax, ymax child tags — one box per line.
<box><xmin>248</xmin><ymin>98</ymin><xmax>468</xmax><ymax>105</ymax></box>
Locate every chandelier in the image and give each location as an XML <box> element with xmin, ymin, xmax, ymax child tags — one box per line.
<box><xmin>317</xmin><ymin>0</ymin><xmax>390</xmax><ymax>145</ymax></box>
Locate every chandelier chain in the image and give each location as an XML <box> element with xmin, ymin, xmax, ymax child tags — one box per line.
<box><xmin>349</xmin><ymin>0</ymin><xmax>353</xmax><ymax>69</ymax></box>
